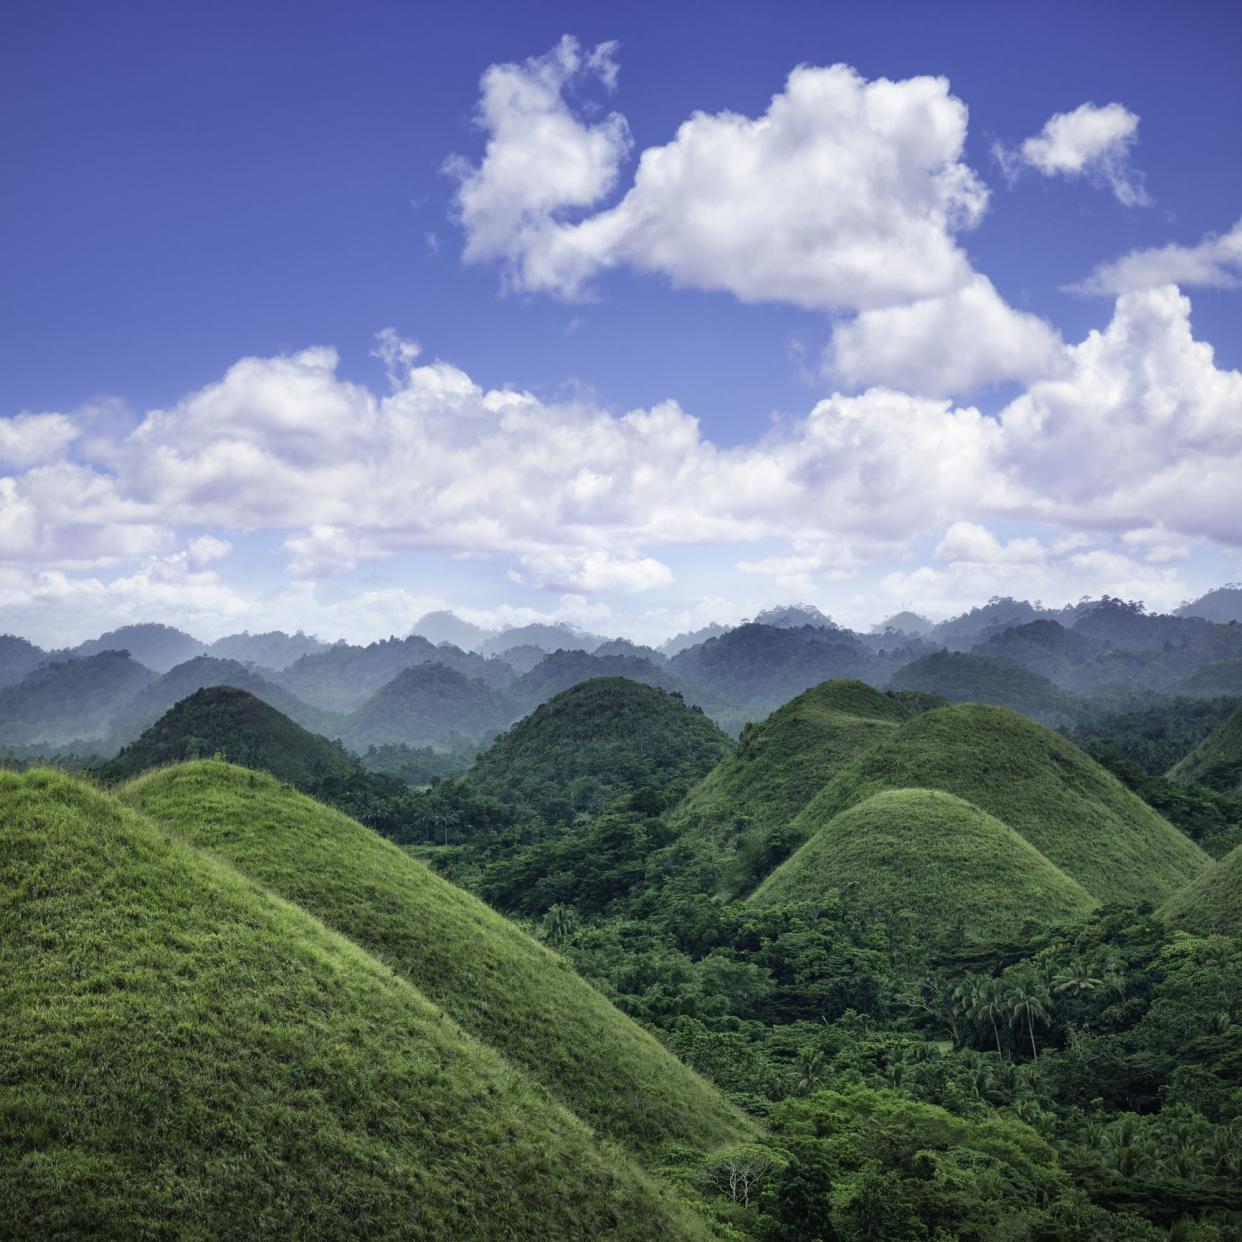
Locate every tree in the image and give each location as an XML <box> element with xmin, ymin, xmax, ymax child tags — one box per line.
<box><xmin>1008</xmin><ymin>977</ymin><xmax>1053</xmax><ymax>1060</ymax></box>
<box><xmin>968</xmin><ymin>976</ymin><xmax>1009</xmax><ymax>1056</ymax></box>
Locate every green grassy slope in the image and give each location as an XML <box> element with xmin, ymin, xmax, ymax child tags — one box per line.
<box><xmin>0</xmin><ymin>769</ymin><xmax>709</xmax><ymax>1241</ymax></box>
<box><xmin>793</xmin><ymin>704</ymin><xmax>1210</xmax><ymax>907</ymax></box>
<box><xmin>751</xmin><ymin>788</ymin><xmax>1097</xmax><ymax>949</ymax></box>
<box><xmin>100</xmin><ymin>685</ymin><xmax>356</xmax><ymax>788</ymax></box>
<box><xmin>669</xmin><ymin>679</ymin><xmax>907</xmax><ymax>857</ymax></box>
<box><xmin>1159</xmin><ymin>843</ymin><xmax>1242</xmax><ymax>936</ymax></box>
<box><xmin>120</xmin><ymin>760</ymin><xmax>751</xmax><ymax>1159</ymax></box>
<box><xmin>1168</xmin><ymin>704</ymin><xmax>1242</xmax><ymax>795</ymax></box>
<box><xmin>464</xmin><ymin>677</ymin><xmax>733</xmax><ymax>823</ymax></box>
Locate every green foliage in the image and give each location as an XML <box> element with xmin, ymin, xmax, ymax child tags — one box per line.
<box><xmin>1170</xmin><ymin>705</ymin><xmax>1242</xmax><ymax>795</ymax></box>
<box><xmin>794</xmin><ymin>704</ymin><xmax>1211</xmax><ymax>906</ymax></box>
<box><xmin>752</xmin><ymin>788</ymin><xmax>1096</xmax><ymax>954</ymax></box>
<box><xmin>464</xmin><ymin>677</ymin><xmax>732</xmax><ymax>826</ymax></box>
<box><xmin>1065</xmin><ymin>694</ymin><xmax>1239</xmax><ymax>774</ymax></box>
<box><xmin>120</xmin><ymin>760</ymin><xmax>752</xmax><ymax>1159</ymax></box>
<box><xmin>360</xmin><ymin>740</ymin><xmax>471</xmax><ymax>785</ymax></box>
<box><xmin>0</xmin><ymin>768</ymin><xmax>709</xmax><ymax>1240</ymax></box>
<box><xmin>1090</xmin><ymin>748</ymin><xmax>1242</xmax><ymax>858</ymax></box>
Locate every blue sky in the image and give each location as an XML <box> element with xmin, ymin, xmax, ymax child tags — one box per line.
<box><xmin>2</xmin><ymin>0</ymin><xmax>1241</xmax><ymax>644</ymax></box>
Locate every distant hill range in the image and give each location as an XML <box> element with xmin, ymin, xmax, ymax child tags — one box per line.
<box><xmin>4</xmin><ymin>589</ymin><xmax>1242</xmax><ymax>761</ymax></box>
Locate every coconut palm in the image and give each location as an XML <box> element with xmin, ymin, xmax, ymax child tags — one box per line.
<box><xmin>1007</xmin><ymin>977</ymin><xmax>1052</xmax><ymax>1060</ymax></box>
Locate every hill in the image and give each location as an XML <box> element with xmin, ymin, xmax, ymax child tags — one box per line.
<box><xmin>751</xmin><ymin>788</ymin><xmax>1097</xmax><ymax>950</ymax></box>
<box><xmin>1159</xmin><ymin>843</ymin><xmax>1242</xmax><ymax>936</ymax></box>
<box><xmin>107</xmin><ymin>654</ymin><xmax>336</xmax><ymax>744</ymax></box>
<box><xmin>206</xmin><ymin>629</ymin><xmax>328</xmax><ymax>668</ymax></box>
<box><xmin>70</xmin><ymin>622</ymin><xmax>206</xmax><ymax>671</ymax></box>
<box><xmin>669</xmin><ymin>623</ymin><xmax>894</xmax><ymax>726</ymax></box>
<box><xmin>0</xmin><ymin>651</ymin><xmax>155</xmax><ymax>746</ymax></box>
<box><xmin>465</xmin><ymin>678</ymin><xmax>732</xmax><ymax>825</ymax></box>
<box><xmin>1177</xmin><ymin>585</ymin><xmax>1242</xmax><ymax>624</ymax></box>
<box><xmin>1168</xmin><ymin>705</ymin><xmax>1242</xmax><ymax>795</ymax></box>
<box><xmin>0</xmin><ymin>633</ymin><xmax>46</xmax><ymax>688</ymax></box>
<box><xmin>509</xmin><ymin>649</ymin><xmax>688</xmax><ymax>716</ymax></box>
<box><xmin>669</xmin><ymin>680</ymin><xmax>909</xmax><ymax>893</ymax></box>
<box><xmin>1</xmin><ymin>768</ymin><xmax>705</xmax><ymax>1240</ymax></box>
<box><xmin>100</xmin><ymin>686</ymin><xmax>356</xmax><ymax>787</ymax></box>
<box><xmin>346</xmin><ymin>661</ymin><xmax>511</xmax><ymax>749</ymax></box>
<box><xmin>121</xmin><ymin>760</ymin><xmax>750</xmax><ymax>1160</ymax></box>
<box><xmin>888</xmin><ymin>650</ymin><xmax>1075</xmax><ymax>722</ymax></box>
<box><xmin>411</xmin><ymin>609</ymin><xmax>497</xmax><ymax>650</ymax></box>
<box><xmin>792</xmin><ymin>704</ymin><xmax>1211</xmax><ymax>907</ymax></box>
<box><xmin>480</xmin><ymin>621</ymin><xmax>605</xmax><ymax>657</ymax></box>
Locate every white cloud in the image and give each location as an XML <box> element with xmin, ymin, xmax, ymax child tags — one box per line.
<box><xmin>827</xmin><ymin>274</ymin><xmax>1065</xmax><ymax>395</ymax></box>
<box><xmin>452</xmin><ymin>50</ymin><xmax>988</xmax><ymax>312</ymax></box>
<box><xmin>0</xmin><ymin>413</ymin><xmax>79</xmax><ymax>467</ymax></box>
<box><xmin>1071</xmin><ymin>216</ymin><xmax>1242</xmax><ymax>295</ymax></box>
<box><xmin>2</xmin><ymin>284</ymin><xmax>1239</xmax><ymax>641</ymax></box>
<box><xmin>446</xmin><ymin>35</ymin><xmax>630</xmax><ymax>293</ymax></box>
<box><xmin>512</xmin><ymin>548</ymin><xmax>673</xmax><ymax>594</ymax></box>
<box><xmin>997</xmin><ymin>102</ymin><xmax>1148</xmax><ymax>205</ymax></box>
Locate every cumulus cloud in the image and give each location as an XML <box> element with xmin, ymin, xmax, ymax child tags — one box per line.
<box><xmin>827</xmin><ymin>274</ymin><xmax>1065</xmax><ymax>396</ymax></box>
<box><xmin>1071</xmin><ymin>216</ymin><xmax>1242</xmax><ymax>295</ymax></box>
<box><xmin>996</xmin><ymin>102</ymin><xmax>1148</xmax><ymax>205</ymax></box>
<box><xmin>446</xmin><ymin>35</ymin><xmax>630</xmax><ymax>293</ymax></box>
<box><xmin>3</xmin><ymin>286</ymin><xmax>1239</xmax><ymax>638</ymax></box>
<box><xmin>448</xmin><ymin>41</ymin><xmax>1072</xmax><ymax>396</ymax></box>
<box><xmin>0</xmin><ymin>413</ymin><xmax>79</xmax><ymax>467</ymax></box>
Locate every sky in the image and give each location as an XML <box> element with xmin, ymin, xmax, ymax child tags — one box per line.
<box><xmin>2</xmin><ymin>0</ymin><xmax>1241</xmax><ymax>645</ymax></box>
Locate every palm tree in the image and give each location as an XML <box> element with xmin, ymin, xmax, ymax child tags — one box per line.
<box><xmin>1007</xmin><ymin>978</ymin><xmax>1052</xmax><ymax>1060</ymax></box>
<box><xmin>969</xmin><ymin>977</ymin><xmax>1009</xmax><ymax>1056</ymax></box>
<box><xmin>795</xmin><ymin>1049</ymin><xmax>826</xmax><ymax>1096</ymax></box>
<box><xmin>1052</xmin><ymin>961</ymin><xmax>1103</xmax><ymax>998</ymax></box>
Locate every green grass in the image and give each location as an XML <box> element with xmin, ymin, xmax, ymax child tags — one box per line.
<box><xmin>751</xmin><ymin>788</ymin><xmax>1097</xmax><ymax>949</ymax></box>
<box><xmin>792</xmin><ymin>704</ymin><xmax>1211</xmax><ymax>907</ymax></box>
<box><xmin>100</xmin><ymin>685</ymin><xmax>355</xmax><ymax>788</ymax></box>
<box><xmin>669</xmin><ymin>679</ymin><xmax>908</xmax><ymax>855</ymax></box>
<box><xmin>1159</xmin><ymin>842</ymin><xmax>1242</xmax><ymax>936</ymax></box>
<box><xmin>1168</xmin><ymin>704</ymin><xmax>1242</xmax><ymax>795</ymax></box>
<box><xmin>0</xmin><ymin>768</ymin><xmax>710</xmax><ymax>1241</ymax></box>
<box><xmin>120</xmin><ymin>760</ymin><xmax>752</xmax><ymax>1160</ymax></box>
<box><xmin>464</xmin><ymin>677</ymin><xmax>733</xmax><ymax>823</ymax></box>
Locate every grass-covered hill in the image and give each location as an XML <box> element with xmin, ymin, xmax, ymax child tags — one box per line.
<box><xmin>888</xmin><ymin>650</ymin><xmax>1075</xmax><ymax>722</ymax></box>
<box><xmin>751</xmin><ymin>788</ymin><xmax>1098</xmax><ymax>950</ymax></box>
<box><xmin>465</xmin><ymin>677</ymin><xmax>732</xmax><ymax>824</ymax></box>
<box><xmin>1</xmin><ymin>768</ymin><xmax>706</xmax><ymax>1240</ymax></box>
<box><xmin>69</xmin><ymin>621</ymin><xmax>206</xmax><ymax>672</ymax></box>
<box><xmin>669</xmin><ymin>680</ymin><xmax>909</xmax><ymax>892</ymax></box>
<box><xmin>792</xmin><ymin>704</ymin><xmax>1211</xmax><ymax>907</ymax></box>
<box><xmin>100</xmin><ymin>686</ymin><xmax>356</xmax><ymax>788</ymax></box>
<box><xmin>1168</xmin><ymin>705</ymin><xmax>1242</xmax><ymax>795</ymax></box>
<box><xmin>120</xmin><ymin>760</ymin><xmax>751</xmax><ymax>1160</ymax></box>
<box><xmin>0</xmin><ymin>650</ymin><xmax>156</xmax><ymax>746</ymax></box>
<box><xmin>107</xmin><ymin>654</ymin><xmax>335</xmax><ymax>744</ymax></box>
<box><xmin>345</xmin><ymin>661</ymin><xmax>511</xmax><ymax>749</ymax></box>
<box><xmin>1159</xmin><ymin>843</ymin><xmax>1242</xmax><ymax>936</ymax></box>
